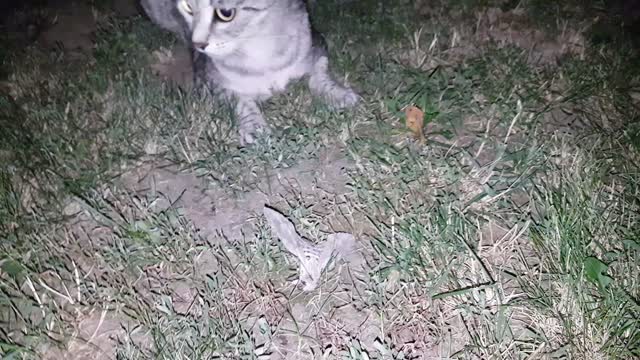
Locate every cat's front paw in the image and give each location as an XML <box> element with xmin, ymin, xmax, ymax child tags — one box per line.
<box><xmin>335</xmin><ymin>87</ymin><xmax>361</xmax><ymax>109</ymax></box>
<box><xmin>310</xmin><ymin>56</ymin><xmax>361</xmax><ymax>110</ymax></box>
<box><xmin>238</xmin><ymin>114</ymin><xmax>271</xmax><ymax>146</ymax></box>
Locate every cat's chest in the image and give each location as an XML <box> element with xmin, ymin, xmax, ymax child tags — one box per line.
<box><xmin>219</xmin><ymin>63</ymin><xmax>309</xmax><ymax>98</ymax></box>
<box><xmin>215</xmin><ymin>38</ymin><xmax>312</xmax><ymax>98</ymax></box>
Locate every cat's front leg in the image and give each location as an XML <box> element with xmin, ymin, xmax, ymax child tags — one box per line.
<box><xmin>193</xmin><ymin>55</ymin><xmax>269</xmax><ymax>145</ymax></box>
<box><xmin>234</xmin><ymin>96</ymin><xmax>271</xmax><ymax>146</ymax></box>
<box><xmin>308</xmin><ymin>55</ymin><xmax>360</xmax><ymax>109</ymax></box>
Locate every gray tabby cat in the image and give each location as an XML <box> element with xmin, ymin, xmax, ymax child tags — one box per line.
<box><xmin>141</xmin><ymin>0</ymin><xmax>359</xmax><ymax>145</ymax></box>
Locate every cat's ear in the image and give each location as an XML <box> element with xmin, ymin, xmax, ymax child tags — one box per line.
<box><xmin>263</xmin><ymin>205</ymin><xmax>302</xmax><ymax>244</ymax></box>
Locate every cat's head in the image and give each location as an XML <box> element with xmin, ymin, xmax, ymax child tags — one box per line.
<box><xmin>176</xmin><ymin>0</ymin><xmax>276</xmax><ymax>58</ymax></box>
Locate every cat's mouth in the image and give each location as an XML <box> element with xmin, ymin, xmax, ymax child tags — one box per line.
<box><xmin>193</xmin><ymin>34</ymin><xmax>295</xmax><ymax>57</ymax></box>
<box><xmin>193</xmin><ymin>40</ymin><xmax>236</xmax><ymax>58</ymax></box>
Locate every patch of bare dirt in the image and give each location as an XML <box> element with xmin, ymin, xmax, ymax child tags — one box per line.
<box><xmin>404</xmin><ymin>4</ymin><xmax>588</xmax><ymax>71</ymax></box>
<box><xmin>40</xmin><ymin>309</ymin><xmax>151</xmax><ymax>360</ymax></box>
<box><xmin>112</xmin><ymin>0</ymin><xmax>140</xmax><ymax>18</ymax></box>
<box><xmin>2</xmin><ymin>0</ymin><xmax>143</xmax><ymax>59</ymax></box>
<box><xmin>475</xmin><ymin>7</ymin><xmax>587</xmax><ymax>65</ymax></box>
<box><xmin>36</xmin><ymin>1</ymin><xmax>97</xmax><ymax>53</ymax></box>
<box><xmin>117</xmin><ymin>154</ymin><xmax>353</xmax><ymax>242</ymax></box>
<box><xmin>149</xmin><ymin>46</ymin><xmax>195</xmax><ymax>89</ymax></box>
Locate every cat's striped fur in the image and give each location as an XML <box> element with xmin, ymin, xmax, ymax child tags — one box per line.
<box><xmin>141</xmin><ymin>0</ymin><xmax>359</xmax><ymax>145</ymax></box>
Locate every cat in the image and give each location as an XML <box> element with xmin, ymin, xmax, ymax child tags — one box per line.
<box><xmin>141</xmin><ymin>0</ymin><xmax>360</xmax><ymax>145</ymax></box>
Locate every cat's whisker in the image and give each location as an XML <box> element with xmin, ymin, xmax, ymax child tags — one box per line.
<box><xmin>234</xmin><ymin>34</ymin><xmax>297</xmax><ymax>40</ymax></box>
<box><xmin>210</xmin><ymin>34</ymin><xmax>297</xmax><ymax>49</ymax></box>
<box><xmin>212</xmin><ymin>34</ymin><xmax>296</xmax><ymax>46</ymax></box>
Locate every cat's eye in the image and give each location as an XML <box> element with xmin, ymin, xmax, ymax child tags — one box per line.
<box><xmin>215</xmin><ymin>8</ymin><xmax>236</xmax><ymax>22</ymax></box>
<box><xmin>179</xmin><ymin>0</ymin><xmax>193</xmax><ymax>15</ymax></box>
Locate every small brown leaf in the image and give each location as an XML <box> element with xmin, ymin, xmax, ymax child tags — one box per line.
<box><xmin>404</xmin><ymin>105</ymin><xmax>426</xmax><ymax>143</ymax></box>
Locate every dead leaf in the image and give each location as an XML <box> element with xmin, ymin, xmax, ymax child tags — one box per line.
<box><xmin>404</xmin><ymin>105</ymin><xmax>426</xmax><ymax>143</ymax></box>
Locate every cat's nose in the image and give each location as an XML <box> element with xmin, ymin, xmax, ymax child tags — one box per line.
<box><xmin>193</xmin><ymin>41</ymin><xmax>208</xmax><ymax>50</ymax></box>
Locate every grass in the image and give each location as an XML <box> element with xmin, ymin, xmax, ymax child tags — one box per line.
<box><xmin>1</xmin><ymin>0</ymin><xmax>639</xmax><ymax>358</ymax></box>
